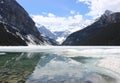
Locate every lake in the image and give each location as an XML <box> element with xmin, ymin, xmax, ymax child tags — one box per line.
<box><xmin>0</xmin><ymin>46</ymin><xmax>120</xmax><ymax>83</ymax></box>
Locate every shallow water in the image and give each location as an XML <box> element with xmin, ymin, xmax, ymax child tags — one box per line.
<box><xmin>0</xmin><ymin>46</ymin><xmax>119</xmax><ymax>83</ymax></box>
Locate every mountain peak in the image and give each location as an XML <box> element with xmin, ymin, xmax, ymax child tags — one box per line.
<box><xmin>104</xmin><ymin>10</ymin><xmax>113</xmax><ymax>16</ymax></box>
<box><xmin>97</xmin><ymin>10</ymin><xmax>120</xmax><ymax>25</ymax></box>
<box><xmin>63</xmin><ymin>12</ymin><xmax>120</xmax><ymax>45</ymax></box>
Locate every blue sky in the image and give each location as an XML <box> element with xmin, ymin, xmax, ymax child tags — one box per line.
<box><xmin>16</xmin><ymin>0</ymin><xmax>120</xmax><ymax>32</ymax></box>
<box><xmin>16</xmin><ymin>0</ymin><xmax>89</xmax><ymax>17</ymax></box>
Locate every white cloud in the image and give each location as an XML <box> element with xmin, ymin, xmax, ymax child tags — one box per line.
<box><xmin>70</xmin><ymin>10</ymin><xmax>76</xmax><ymax>14</ymax></box>
<box><xmin>78</xmin><ymin>0</ymin><xmax>120</xmax><ymax>18</ymax></box>
<box><xmin>48</xmin><ymin>13</ymin><xmax>55</xmax><ymax>17</ymax></box>
<box><xmin>32</xmin><ymin>13</ymin><xmax>91</xmax><ymax>32</ymax></box>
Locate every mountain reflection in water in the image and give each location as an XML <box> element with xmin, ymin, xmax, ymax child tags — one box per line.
<box><xmin>0</xmin><ymin>52</ymin><xmax>117</xmax><ymax>83</ymax></box>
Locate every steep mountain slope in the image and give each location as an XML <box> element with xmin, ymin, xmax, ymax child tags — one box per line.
<box><xmin>0</xmin><ymin>0</ymin><xmax>56</xmax><ymax>46</ymax></box>
<box><xmin>63</xmin><ymin>11</ymin><xmax>120</xmax><ymax>45</ymax></box>
<box><xmin>35</xmin><ymin>20</ymin><xmax>91</xmax><ymax>44</ymax></box>
<box><xmin>37</xmin><ymin>24</ymin><xmax>70</xmax><ymax>44</ymax></box>
<box><xmin>37</xmin><ymin>24</ymin><xmax>57</xmax><ymax>39</ymax></box>
<box><xmin>0</xmin><ymin>22</ymin><xmax>27</xmax><ymax>46</ymax></box>
<box><xmin>36</xmin><ymin>24</ymin><xmax>58</xmax><ymax>45</ymax></box>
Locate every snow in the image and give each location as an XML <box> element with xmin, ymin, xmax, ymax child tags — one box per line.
<box><xmin>56</xmin><ymin>37</ymin><xmax>66</xmax><ymax>44</ymax></box>
<box><xmin>4</xmin><ymin>25</ymin><xmax>17</xmax><ymax>37</ymax></box>
<box><xmin>52</xmin><ymin>47</ymin><xmax>120</xmax><ymax>58</ymax></box>
<box><xmin>35</xmin><ymin>20</ymin><xmax>94</xmax><ymax>43</ymax></box>
<box><xmin>35</xmin><ymin>23</ymin><xmax>43</xmax><ymax>27</ymax></box>
<box><xmin>0</xmin><ymin>46</ymin><xmax>120</xmax><ymax>55</ymax></box>
<box><xmin>98</xmin><ymin>57</ymin><xmax>120</xmax><ymax>74</ymax></box>
<box><xmin>26</xmin><ymin>35</ymin><xmax>43</xmax><ymax>46</ymax></box>
<box><xmin>26</xmin><ymin>35</ymin><xmax>36</xmax><ymax>45</ymax></box>
<box><xmin>4</xmin><ymin>27</ymin><xmax>9</xmax><ymax>32</ymax></box>
<box><xmin>16</xmin><ymin>32</ymin><xmax>24</xmax><ymax>40</ymax></box>
<box><xmin>26</xmin><ymin>35</ymin><xmax>50</xmax><ymax>46</ymax></box>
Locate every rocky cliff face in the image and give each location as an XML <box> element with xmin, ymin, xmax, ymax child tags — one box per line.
<box><xmin>0</xmin><ymin>0</ymin><xmax>56</xmax><ymax>46</ymax></box>
<box><xmin>63</xmin><ymin>11</ymin><xmax>120</xmax><ymax>46</ymax></box>
<box><xmin>0</xmin><ymin>21</ymin><xmax>27</xmax><ymax>46</ymax></box>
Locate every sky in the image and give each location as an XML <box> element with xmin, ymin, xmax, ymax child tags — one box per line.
<box><xmin>16</xmin><ymin>0</ymin><xmax>89</xmax><ymax>16</ymax></box>
<box><xmin>16</xmin><ymin>0</ymin><xmax>120</xmax><ymax>32</ymax></box>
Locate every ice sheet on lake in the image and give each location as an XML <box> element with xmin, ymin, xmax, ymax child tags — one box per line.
<box><xmin>98</xmin><ymin>57</ymin><xmax>120</xmax><ymax>74</ymax></box>
<box><xmin>1</xmin><ymin>46</ymin><xmax>120</xmax><ymax>55</ymax></box>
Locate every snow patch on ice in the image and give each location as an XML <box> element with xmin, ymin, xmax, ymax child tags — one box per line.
<box><xmin>53</xmin><ymin>48</ymin><xmax>120</xmax><ymax>58</ymax></box>
<box><xmin>98</xmin><ymin>57</ymin><xmax>120</xmax><ymax>75</ymax></box>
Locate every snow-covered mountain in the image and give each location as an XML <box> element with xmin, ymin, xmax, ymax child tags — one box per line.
<box><xmin>0</xmin><ymin>0</ymin><xmax>57</xmax><ymax>46</ymax></box>
<box><xmin>36</xmin><ymin>22</ymin><xmax>91</xmax><ymax>44</ymax></box>
<box><xmin>54</xmin><ymin>31</ymin><xmax>70</xmax><ymax>44</ymax></box>
<box><xmin>63</xmin><ymin>10</ymin><xmax>120</xmax><ymax>45</ymax></box>
<box><xmin>36</xmin><ymin>25</ymin><xmax>71</xmax><ymax>44</ymax></box>
<box><xmin>36</xmin><ymin>24</ymin><xmax>57</xmax><ymax>39</ymax></box>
